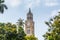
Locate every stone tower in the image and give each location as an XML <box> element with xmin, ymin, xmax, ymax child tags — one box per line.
<box><xmin>25</xmin><ymin>8</ymin><xmax>34</xmax><ymax>36</ymax></box>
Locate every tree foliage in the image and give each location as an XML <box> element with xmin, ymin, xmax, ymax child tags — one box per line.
<box><xmin>17</xmin><ymin>18</ymin><xmax>24</xmax><ymax>27</ymax></box>
<box><xmin>43</xmin><ymin>12</ymin><xmax>60</xmax><ymax>40</ymax></box>
<box><xmin>0</xmin><ymin>22</ymin><xmax>26</xmax><ymax>40</ymax></box>
<box><xmin>25</xmin><ymin>35</ymin><xmax>38</xmax><ymax>40</ymax></box>
<box><xmin>0</xmin><ymin>0</ymin><xmax>8</xmax><ymax>13</ymax></box>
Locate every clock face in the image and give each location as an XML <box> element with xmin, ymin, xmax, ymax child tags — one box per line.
<box><xmin>27</xmin><ymin>22</ymin><xmax>30</xmax><ymax>26</ymax></box>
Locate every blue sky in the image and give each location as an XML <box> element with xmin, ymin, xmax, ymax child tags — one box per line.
<box><xmin>0</xmin><ymin>0</ymin><xmax>60</xmax><ymax>40</ymax></box>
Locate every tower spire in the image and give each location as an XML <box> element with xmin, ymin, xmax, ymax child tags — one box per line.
<box><xmin>27</xmin><ymin>8</ymin><xmax>32</xmax><ymax>15</ymax></box>
<box><xmin>29</xmin><ymin>8</ymin><xmax>31</xmax><ymax>13</ymax></box>
<box><xmin>25</xmin><ymin>8</ymin><xmax>34</xmax><ymax>36</ymax></box>
<box><xmin>27</xmin><ymin>8</ymin><xmax>33</xmax><ymax>20</ymax></box>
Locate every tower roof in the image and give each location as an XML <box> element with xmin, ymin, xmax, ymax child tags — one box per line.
<box><xmin>27</xmin><ymin>8</ymin><xmax>33</xmax><ymax>15</ymax></box>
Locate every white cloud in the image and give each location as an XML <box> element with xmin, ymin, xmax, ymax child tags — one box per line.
<box><xmin>45</xmin><ymin>0</ymin><xmax>58</xmax><ymax>7</ymax></box>
<box><xmin>8</xmin><ymin>0</ymin><xmax>21</xmax><ymax>7</ymax></box>
<box><xmin>25</xmin><ymin>0</ymin><xmax>40</xmax><ymax>9</ymax></box>
<box><xmin>51</xmin><ymin>9</ymin><xmax>60</xmax><ymax>17</ymax></box>
<box><xmin>6</xmin><ymin>0</ymin><xmax>40</xmax><ymax>8</ymax></box>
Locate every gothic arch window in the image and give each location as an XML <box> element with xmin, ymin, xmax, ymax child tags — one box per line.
<box><xmin>27</xmin><ymin>17</ymin><xmax>33</xmax><ymax>20</ymax></box>
<box><xmin>27</xmin><ymin>29</ymin><xmax>30</xmax><ymax>34</ymax></box>
<box><xmin>27</xmin><ymin>13</ymin><xmax>33</xmax><ymax>20</ymax></box>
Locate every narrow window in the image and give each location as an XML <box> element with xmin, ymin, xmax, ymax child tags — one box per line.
<box><xmin>27</xmin><ymin>29</ymin><xmax>30</xmax><ymax>34</ymax></box>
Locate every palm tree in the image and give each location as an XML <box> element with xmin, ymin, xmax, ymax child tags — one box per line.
<box><xmin>17</xmin><ymin>18</ymin><xmax>24</xmax><ymax>27</ymax></box>
<box><xmin>0</xmin><ymin>0</ymin><xmax>8</xmax><ymax>14</ymax></box>
<box><xmin>43</xmin><ymin>12</ymin><xmax>60</xmax><ymax>40</ymax></box>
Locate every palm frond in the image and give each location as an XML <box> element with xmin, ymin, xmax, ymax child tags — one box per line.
<box><xmin>0</xmin><ymin>0</ymin><xmax>4</xmax><ymax>3</ymax></box>
<box><xmin>2</xmin><ymin>4</ymin><xmax>8</xmax><ymax>9</ymax></box>
<box><xmin>0</xmin><ymin>5</ymin><xmax>4</xmax><ymax>13</ymax></box>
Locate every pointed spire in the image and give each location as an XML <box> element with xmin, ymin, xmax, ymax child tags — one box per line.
<box><xmin>28</xmin><ymin>8</ymin><xmax>31</xmax><ymax>13</ymax></box>
<box><xmin>27</xmin><ymin>8</ymin><xmax>33</xmax><ymax>20</ymax></box>
<box><xmin>27</xmin><ymin>8</ymin><xmax>33</xmax><ymax>15</ymax></box>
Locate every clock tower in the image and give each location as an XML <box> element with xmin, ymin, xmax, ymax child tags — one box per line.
<box><xmin>25</xmin><ymin>8</ymin><xmax>34</xmax><ymax>36</ymax></box>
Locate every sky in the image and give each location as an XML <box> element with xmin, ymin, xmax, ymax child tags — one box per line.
<box><xmin>0</xmin><ymin>0</ymin><xmax>60</xmax><ymax>40</ymax></box>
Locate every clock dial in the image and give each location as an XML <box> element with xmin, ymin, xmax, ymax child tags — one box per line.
<box><xmin>27</xmin><ymin>22</ymin><xmax>30</xmax><ymax>26</ymax></box>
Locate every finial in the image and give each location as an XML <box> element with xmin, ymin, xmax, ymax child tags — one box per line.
<box><xmin>29</xmin><ymin>8</ymin><xmax>31</xmax><ymax>13</ymax></box>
